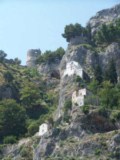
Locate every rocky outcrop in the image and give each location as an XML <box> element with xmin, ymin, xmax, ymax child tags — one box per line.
<box><xmin>99</xmin><ymin>43</ymin><xmax>120</xmax><ymax>79</ymax></box>
<box><xmin>33</xmin><ymin>109</ymin><xmax>120</xmax><ymax>160</ymax></box>
<box><xmin>2</xmin><ymin>3</ymin><xmax>120</xmax><ymax>160</ymax></box>
<box><xmin>37</xmin><ymin>58</ymin><xmax>61</xmax><ymax>79</ymax></box>
<box><xmin>1</xmin><ymin>108</ymin><xmax>120</xmax><ymax>160</ymax></box>
<box><xmin>87</xmin><ymin>4</ymin><xmax>120</xmax><ymax>34</ymax></box>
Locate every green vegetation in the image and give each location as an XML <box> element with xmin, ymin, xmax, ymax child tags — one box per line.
<box><xmin>94</xmin><ymin>19</ymin><xmax>120</xmax><ymax>45</ymax></box>
<box><xmin>3</xmin><ymin>136</ymin><xmax>17</xmax><ymax>144</ymax></box>
<box><xmin>0</xmin><ymin>55</ymin><xmax>58</xmax><ymax>143</ymax></box>
<box><xmin>82</xmin><ymin>105</ymin><xmax>90</xmax><ymax>115</ymax></box>
<box><xmin>63</xmin><ymin>99</ymin><xmax>72</xmax><ymax>123</ymax></box>
<box><xmin>64</xmin><ymin>99</ymin><xmax>72</xmax><ymax>112</ymax></box>
<box><xmin>95</xmin><ymin>148</ymin><xmax>101</xmax><ymax>156</ymax></box>
<box><xmin>0</xmin><ymin>50</ymin><xmax>7</xmax><ymax>62</ymax></box>
<box><xmin>36</xmin><ymin>47</ymin><xmax>65</xmax><ymax>64</ymax></box>
<box><xmin>99</xmin><ymin>81</ymin><xmax>119</xmax><ymax>109</ymax></box>
<box><xmin>0</xmin><ymin>99</ymin><xmax>26</xmax><ymax>141</ymax></box>
<box><xmin>62</xmin><ymin>23</ymin><xmax>87</xmax><ymax>42</ymax></box>
<box><xmin>93</xmin><ymin>64</ymin><xmax>103</xmax><ymax>84</ymax></box>
<box><xmin>104</xmin><ymin>58</ymin><xmax>117</xmax><ymax>84</ymax></box>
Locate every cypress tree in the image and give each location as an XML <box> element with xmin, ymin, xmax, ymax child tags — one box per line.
<box><xmin>94</xmin><ymin>64</ymin><xmax>103</xmax><ymax>84</ymax></box>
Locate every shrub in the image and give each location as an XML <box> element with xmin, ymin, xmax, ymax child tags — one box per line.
<box><xmin>36</xmin><ymin>47</ymin><xmax>65</xmax><ymax>64</ymax></box>
<box><xmin>110</xmin><ymin>111</ymin><xmax>120</xmax><ymax>123</ymax></box>
<box><xmin>3</xmin><ymin>71</ymin><xmax>14</xmax><ymax>83</ymax></box>
<box><xmin>27</xmin><ymin>122</ymin><xmax>39</xmax><ymax>136</ymax></box>
<box><xmin>0</xmin><ymin>99</ymin><xmax>27</xmax><ymax>140</ymax></box>
<box><xmin>95</xmin><ymin>148</ymin><xmax>101</xmax><ymax>155</ymax></box>
<box><xmin>63</xmin><ymin>114</ymin><xmax>71</xmax><ymax>123</ymax></box>
<box><xmin>81</xmin><ymin>105</ymin><xmax>89</xmax><ymax>114</ymax></box>
<box><xmin>20</xmin><ymin>146</ymin><xmax>32</xmax><ymax>159</ymax></box>
<box><xmin>3</xmin><ymin>136</ymin><xmax>17</xmax><ymax>144</ymax></box>
<box><xmin>98</xmin><ymin>107</ymin><xmax>108</xmax><ymax>118</ymax></box>
<box><xmin>64</xmin><ymin>99</ymin><xmax>72</xmax><ymax>112</ymax></box>
<box><xmin>94</xmin><ymin>19</ymin><xmax>120</xmax><ymax>45</ymax></box>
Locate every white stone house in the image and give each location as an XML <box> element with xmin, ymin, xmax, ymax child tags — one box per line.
<box><xmin>63</xmin><ymin>61</ymin><xmax>83</xmax><ymax>78</ymax></box>
<box><xmin>72</xmin><ymin>88</ymin><xmax>88</xmax><ymax>107</ymax></box>
<box><xmin>38</xmin><ymin>123</ymin><xmax>49</xmax><ymax>136</ymax></box>
<box><xmin>72</xmin><ymin>88</ymin><xmax>99</xmax><ymax>107</ymax></box>
<box><xmin>63</xmin><ymin>61</ymin><xmax>90</xmax><ymax>82</ymax></box>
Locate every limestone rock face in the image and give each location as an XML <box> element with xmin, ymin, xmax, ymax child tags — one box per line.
<box><xmin>6</xmin><ymin>4</ymin><xmax>120</xmax><ymax>160</ymax></box>
<box><xmin>37</xmin><ymin>58</ymin><xmax>61</xmax><ymax>78</ymax></box>
<box><xmin>33</xmin><ymin>109</ymin><xmax>120</xmax><ymax>160</ymax></box>
<box><xmin>99</xmin><ymin>43</ymin><xmax>120</xmax><ymax>79</ymax></box>
<box><xmin>56</xmin><ymin>41</ymin><xmax>120</xmax><ymax>119</ymax></box>
<box><xmin>87</xmin><ymin>4</ymin><xmax>120</xmax><ymax>34</ymax></box>
<box><xmin>60</xmin><ymin>45</ymin><xmax>98</xmax><ymax>78</ymax></box>
<box><xmin>26</xmin><ymin>49</ymin><xmax>41</xmax><ymax>67</ymax></box>
<box><xmin>56</xmin><ymin>44</ymin><xmax>99</xmax><ymax>118</ymax></box>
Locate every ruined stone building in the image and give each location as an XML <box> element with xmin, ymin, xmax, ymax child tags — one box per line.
<box><xmin>26</xmin><ymin>49</ymin><xmax>41</xmax><ymax>67</ymax></box>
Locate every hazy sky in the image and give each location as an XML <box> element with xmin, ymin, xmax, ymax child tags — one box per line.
<box><xmin>0</xmin><ymin>0</ymin><xmax>119</xmax><ymax>65</ymax></box>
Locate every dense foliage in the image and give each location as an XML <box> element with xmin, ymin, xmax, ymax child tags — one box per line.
<box><xmin>36</xmin><ymin>47</ymin><xmax>65</xmax><ymax>64</ymax></box>
<box><xmin>104</xmin><ymin>59</ymin><xmax>117</xmax><ymax>84</ymax></box>
<box><xmin>94</xmin><ymin>19</ymin><xmax>120</xmax><ymax>45</ymax></box>
<box><xmin>0</xmin><ymin>99</ymin><xmax>26</xmax><ymax>141</ymax></box>
<box><xmin>62</xmin><ymin>23</ymin><xmax>87</xmax><ymax>42</ymax></box>
<box><xmin>0</xmin><ymin>57</ymin><xmax>58</xmax><ymax>143</ymax></box>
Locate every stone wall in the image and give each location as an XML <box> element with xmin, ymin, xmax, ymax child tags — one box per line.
<box><xmin>26</xmin><ymin>49</ymin><xmax>41</xmax><ymax>67</ymax></box>
<box><xmin>63</xmin><ymin>61</ymin><xmax>83</xmax><ymax>78</ymax></box>
<box><xmin>38</xmin><ymin>123</ymin><xmax>48</xmax><ymax>136</ymax></box>
<box><xmin>69</xmin><ymin>36</ymin><xmax>88</xmax><ymax>46</ymax></box>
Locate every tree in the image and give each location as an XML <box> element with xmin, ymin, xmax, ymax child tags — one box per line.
<box><xmin>0</xmin><ymin>50</ymin><xmax>7</xmax><ymax>62</ymax></box>
<box><xmin>20</xmin><ymin>81</ymin><xmax>41</xmax><ymax>107</ymax></box>
<box><xmin>14</xmin><ymin>58</ymin><xmax>21</xmax><ymax>65</ymax></box>
<box><xmin>3</xmin><ymin>71</ymin><xmax>14</xmax><ymax>83</ymax></box>
<box><xmin>94</xmin><ymin>18</ymin><xmax>120</xmax><ymax>45</ymax></box>
<box><xmin>99</xmin><ymin>81</ymin><xmax>118</xmax><ymax>108</ymax></box>
<box><xmin>0</xmin><ymin>99</ymin><xmax>26</xmax><ymax>140</ymax></box>
<box><xmin>36</xmin><ymin>47</ymin><xmax>65</xmax><ymax>64</ymax></box>
<box><xmin>20</xmin><ymin>81</ymin><xmax>48</xmax><ymax>119</ymax></box>
<box><xmin>88</xmin><ymin>79</ymin><xmax>99</xmax><ymax>94</ymax></box>
<box><xmin>104</xmin><ymin>59</ymin><xmax>117</xmax><ymax>84</ymax></box>
<box><xmin>62</xmin><ymin>23</ymin><xmax>86</xmax><ymax>42</ymax></box>
<box><xmin>94</xmin><ymin>64</ymin><xmax>103</xmax><ymax>84</ymax></box>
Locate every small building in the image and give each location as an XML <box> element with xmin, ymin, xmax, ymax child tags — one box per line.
<box><xmin>26</xmin><ymin>49</ymin><xmax>41</xmax><ymax>67</ymax></box>
<box><xmin>72</xmin><ymin>88</ymin><xmax>98</xmax><ymax>107</ymax></box>
<box><xmin>63</xmin><ymin>61</ymin><xmax>90</xmax><ymax>81</ymax></box>
<box><xmin>72</xmin><ymin>88</ymin><xmax>89</xmax><ymax>107</ymax></box>
<box><xmin>38</xmin><ymin>123</ymin><xmax>49</xmax><ymax>136</ymax></box>
<box><xmin>63</xmin><ymin>61</ymin><xmax>83</xmax><ymax>78</ymax></box>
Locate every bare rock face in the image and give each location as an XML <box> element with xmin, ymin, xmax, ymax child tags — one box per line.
<box><xmin>26</xmin><ymin>49</ymin><xmax>41</xmax><ymax>67</ymax></box>
<box><xmin>56</xmin><ymin>44</ymin><xmax>99</xmax><ymax>119</ymax></box>
<box><xmin>60</xmin><ymin>45</ymin><xmax>98</xmax><ymax>78</ymax></box>
<box><xmin>87</xmin><ymin>4</ymin><xmax>120</xmax><ymax>34</ymax></box>
<box><xmin>99</xmin><ymin>43</ymin><xmax>120</xmax><ymax>79</ymax></box>
<box><xmin>37</xmin><ymin>58</ymin><xmax>61</xmax><ymax>78</ymax></box>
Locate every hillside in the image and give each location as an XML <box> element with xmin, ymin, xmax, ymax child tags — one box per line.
<box><xmin>1</xmin><ymin>4</ymin><xmax>120</xmax><ymax>160</ymax></box>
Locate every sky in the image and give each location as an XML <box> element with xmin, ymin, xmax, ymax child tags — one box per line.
<box><xmin>0</xmin><ymin>0</ymin><xmax>119</xmax><ymax>65</ymax></box>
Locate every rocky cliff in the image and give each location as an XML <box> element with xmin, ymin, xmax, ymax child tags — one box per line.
<box><xmin>1</xmin><ymin>3</ymin><xmax>120</xmax><ymax>160</ymax></box>
<box><xmin>87</xmin><ymin>4</ymin><xmax>120</xmax><ymax>34</ymax></box>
